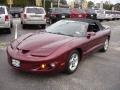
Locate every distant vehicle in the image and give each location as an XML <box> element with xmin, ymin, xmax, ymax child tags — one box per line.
<box><xmin>7</xmin><ymin>19</ymin><xmax>111</xmax><ymax>74</ymax></box>
<box><xmin>9</xmin><ymin>7</ymin><xmax>23</xmax><ymax>18</ymax></box>
<box><xmin>47</xmin><ymin>8</ymin><xmax>86</xmax><ymax>24</ymax></box>
<box><xmin>70</xmin><ymin>8</ymin><xmax>87</xmax><ymax>19</ymax></box>
<box><xmin>111</xmin><ymin>10</ymin><xmax>120</xmax><ymax>20</ymax></box>
<box><xmin>104</xmin><ymin>10</ymin><xmax>113</xmax><ymax>20</ymax></box>
<box><xmin>85</xmin><ymin>9</ymin><xmax>97</xmax><ymax>19</ymax></box>
<box><xmin>94</xmin><ymin>9</ymin><xmax>106</xmax><ymax>20</ymax></box>
<box><xmin>47</xmin><ymin>8</ymin><xmax>70</xmax><ymax>24</ymax></box>
<box><xmin>21</xmin><ymin>6</ymin><xmax>46</xmax><ymax>29</ymax></box>
<box><xmin>0</xmin><ymin>5</ymin><xmax>13</xmax><ymax>33</ymax></box>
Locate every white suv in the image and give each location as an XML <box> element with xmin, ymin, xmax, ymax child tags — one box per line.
<box><xmin>21</xmin><ymin>6</ymin><xmax>46</xmax><ymax>29</ymax></box>
<box><xmin>0</xmin><ymin>5</ymin><xmax>13</xmax><ymax>33</ymax></box>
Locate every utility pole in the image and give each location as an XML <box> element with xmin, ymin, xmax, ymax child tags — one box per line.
<box><xmin>10</xmin><ymin>0</ymin><xmax>12</xmax><ymax>8</ymax></box>
<box><xmin>51</xmin><ymin>2</ymin><xmax>53</xmax><ymax>8</ymax></box>
<box><xmin>7</xmin><ymin>0</ymin><xmax>13</xmax><ymax>8</ymax></box>
<box><xmin>44</xmin><ymin>0</ymin><xmax>45</xmax><ymax>9</ymax></box>
<box><xmin>58</xmin><ymin>0</ymin><xmax>60</xmax><ymax>8</ymax></box>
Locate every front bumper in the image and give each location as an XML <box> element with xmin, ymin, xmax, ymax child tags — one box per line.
<box><xmin>7</xmin><ymin>46</ymin><xmax>65</xmax><ymax>73</ymax></box>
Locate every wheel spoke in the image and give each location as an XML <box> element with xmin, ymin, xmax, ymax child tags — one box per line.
<box><xmin>69</xmin><ymin>53</ymin><xmax>79</xmax><ymax>71</ymax></box>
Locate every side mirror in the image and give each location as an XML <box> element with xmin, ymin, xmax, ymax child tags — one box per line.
<box><xmin>86</xmin><ymin>32</ymin><xmax>96</xmax><ymax>39</ymax></box>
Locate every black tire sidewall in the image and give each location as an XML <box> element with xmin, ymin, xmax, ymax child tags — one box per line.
<box><xmin>65</xmin><ymin>50</ymin><xmax>80</xmax><ymax>74</ymax></box>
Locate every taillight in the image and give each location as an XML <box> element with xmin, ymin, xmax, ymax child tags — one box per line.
<box><xmin>5</xmin><ymin>15</ymin><xmax>9</xmax><ymax>21</ymax></box>
<box><xmin>24</xmin><ymin>14</ymin><xmax>27</xmax><ymax>19</ymax></box>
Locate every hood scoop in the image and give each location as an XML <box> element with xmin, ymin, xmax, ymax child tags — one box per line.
<box><xmin>22</xmin><ymin>50</ymin><xmax>30</xmax><ymax>54</ymax></box>
<box><xmin>17</xmin><ymin>48</ymin><xmax>30</xmax><ymax>54</ymax></box>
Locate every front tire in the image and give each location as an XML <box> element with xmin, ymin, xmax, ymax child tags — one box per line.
<box><xmin>64</xmin><ymin>50</ymin><xmax>80</xmax><ymax>74</ymax></box>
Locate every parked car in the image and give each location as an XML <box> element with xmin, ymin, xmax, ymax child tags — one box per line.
<box><xmin>70</xmin><ymin>8</ymin><xmax>87</xmax><ymax>19</ymax></box>
<box><xmin>85</xmin><ymin>9</ymin><xmax>97</xmax><ymax>19</ymax></box>
<box><xmin>47</xmin><ymin>8</ymin><xmax>87</xmax><ymax>24</ymax></box>
<box><xmin>47</xmin><ymin>8</ymin><xmax>70</xmax><ymax>24</ymax></box>
<box><xmin>7</xmin><ymin>19</ymin><xmax>111</xmax><ymax>74</ymax></box>
<box><xmin>0</xmin><ymin>5</ymin><xmax>13</xmax><ymax>33</ymax></box>
<box><xmin>21</xmin><ymin>6</ymin><xmax>46</xmax><ymax>29</ymax></box>
<box><xmin>94</xmin><ymin>9</ymin><xmax>106</xmax><ymax>20</ymax></box>
<box><xmin>9</xmin><ymin>7</ymin><xmax>23</xmax><ymax>18</ymax></box>
<box><xmin>104</xmin><ymin>10</ymin><xmax>113</xmax><ymax>20</ymax></box>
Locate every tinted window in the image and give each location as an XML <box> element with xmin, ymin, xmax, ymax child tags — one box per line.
<box><xmin>88</xmin><ymin>23</ymin><xmax>100</xmax><ymax>32</ymax></box>
<box><xmin>46</xmin><ymin>20</ymin><xmax>88</xmax><ymax>37</ymax></box>
<box><xmin>75</xmin><ymin>8</ymin><xmax>85</xmax><ymax>13</ymax></box>
<box><xmin>26</xmin><ymin>8</ymin><xmax>44</xmax><ymax>14</ymax></box>
<box><xmin>10</xmin><ymin>7</ymin><xmax>23</xmax><ymax>12</ymax></box>
<box><xmin>105</xmin><ymin>11</ymin><xmax>111</xmax><ymax>14</ymax></box>
<box><xmin>50</xmin><ymin>8</ymin><xmax>70</xmax><ymax>14</ymax></box>
<box><xmin>0</xmin><ymin>7</ymin><xmax>5</xmax><ymax>14</ymax></box>
<box><xmin>86</xmin><ymin>9</ymin><xmax>95</xmax><ymax>13</ymax></box>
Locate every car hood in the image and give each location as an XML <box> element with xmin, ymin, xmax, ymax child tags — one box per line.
<box><xmin>16</xmin><ymin>32</ymin><xmax>73</xmax><ymax>57</ymax></box>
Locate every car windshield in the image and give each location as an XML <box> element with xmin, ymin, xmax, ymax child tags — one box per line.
<box><xmin>26</xmin><ymin>8</ymin><xmax>44</xmax><ymax>14</ymax></box>
<box><xmin>73</xmin><ymin>8</ymin><xmax>85</xmax><ymax>13</ymax></box>
<box><xmin>0</xmin><ymin>7</ymin><xmax>5</xmax><ymax>14</ymax></box>
<box><xmin>10</xmin><ymin>7</ymin><xmax>23</xmax><ymax>12</ymax></box>
<box><xmin>46</xmin><ymin>20</ymin><xmax>88</xmax><ymax>37</ymax></box>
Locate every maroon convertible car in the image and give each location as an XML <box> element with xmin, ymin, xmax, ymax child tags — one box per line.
<box><xmin>7</xmin><ymin>19</ymin><xmax>111</xmax><ymax>74</ymax></box>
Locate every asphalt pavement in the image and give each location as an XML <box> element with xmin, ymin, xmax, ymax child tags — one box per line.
<box><xmin>0</xmin><ymin>19</ymin><xmax>120</xmax><ymax>90</ymax></box>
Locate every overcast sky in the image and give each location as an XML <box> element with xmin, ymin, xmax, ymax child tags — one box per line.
<box><xmin>87</xmin><ymin>0</ymin><xmax>120</xmax><ymax>4</ymax></box>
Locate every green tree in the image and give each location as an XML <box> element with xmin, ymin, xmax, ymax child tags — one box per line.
<box><xmin>0</xmin><ymin>0</ymin><xmax>6</xmax><ymax>5</ymax></box>
<box><xmin>13</xmin><ymin>0</ymin><xmax>35</xmax><ymax>7</ymax></box>
<box><xmin>60</xmin><ymin>0</ymin><xmax>67</xmax><ymax>5</ymax></box>
<box><xmin>88</xmin><ymin>1</ymin><xmax>94</xmax><ymax>8</ymax></box>
<box><xmin>103</xmin><ymin>3</ymin><xmax>113</xmax><ymax>10</ymax></box>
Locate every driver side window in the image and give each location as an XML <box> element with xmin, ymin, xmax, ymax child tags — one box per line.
<box><xmin>88</xmin><ymin>23</ymin><xmax>100</xmax><ymax>32</ymax></box>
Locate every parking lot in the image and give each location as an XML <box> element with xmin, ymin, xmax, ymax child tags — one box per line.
<box><xmin>0</xmin><ymin>19</ymin><xmax>120</xmax><ymax>90</ymax></box>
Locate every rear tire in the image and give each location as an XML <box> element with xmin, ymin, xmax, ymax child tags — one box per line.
<box><xmin>64</xmin><ymin>50</ymin><xmax>80</xmax><ymax>74</ymax></box>
<box><xmin>6</xmin><ymin>28</ymin><xmax>11</xmax><ymax>34</ymax></box>
<box><xmin>11</xmin><ymin>23</ymin><xmax>13</xmax><ymax>28</ymax></box>
<box><xmin>41</xmin><ymin>24</ymin><xmax>46</xmax><ymax>29</ymax></box>
<box><xmin>22</xmin><ymin>24</ymin><xmax>26</xmax><ymax>29</ymax></box>
<box><xmin>100</xmin><ymin>38</ymin><xmax>109</xmax><ymax>52</ymax></box>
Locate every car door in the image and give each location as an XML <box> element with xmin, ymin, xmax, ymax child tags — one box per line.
<box><xmin>77</xmin><ymin>22</ymin><xmax>98</xmax><ymax>55</ymax></box>
<box><xmin>81</xmin><ymin>22</ymin><xmax>106</xmax><ymax>55</ymax></box>
<box><xmin>87</xmin><ymin>21</ymin><xmax>108</xmax><ymax>52</ymax></box>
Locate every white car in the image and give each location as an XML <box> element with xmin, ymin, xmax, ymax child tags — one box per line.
<box><xmin>21</xmin><ymin>6</ymin><xmax>46</xmax><ymax>29</ymax></box>
<box><xmin>0</xmin><ymin>5</ymin><xmax>13</xmax><ymax>33</ymax></box>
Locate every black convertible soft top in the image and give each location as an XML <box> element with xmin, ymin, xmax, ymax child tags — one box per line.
<box><xmin>66</xmin><ymin>18</ymin><xmax>104</xmax><ymax>30</ymax></box>
<box><xmin>66</xmin><ymin>18</ymin><xmax>99</xmax><ymax>23</ymax></box>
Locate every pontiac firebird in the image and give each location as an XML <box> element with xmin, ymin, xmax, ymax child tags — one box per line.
<box><xmin>7</xmin><ymin>19</ymin><xmax>111</xmax><ymax>74</ymax></box>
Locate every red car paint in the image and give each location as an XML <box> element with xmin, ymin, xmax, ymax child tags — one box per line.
<box><xmin>70</xmin><ymin>8</ymin><xmax>87</xmax><ymax>18</ymax></box>
<box><xmin>7</xmin><ymin>20</ymin><xmax>111</xmax><ymax>73</ymax></box>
